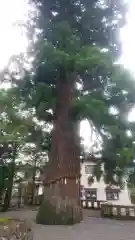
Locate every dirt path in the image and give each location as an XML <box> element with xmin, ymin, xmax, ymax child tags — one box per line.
<box><xmin>1</xmin><ymin>209</ymin><xmax>135</xmax><ymax>240</ymax></box>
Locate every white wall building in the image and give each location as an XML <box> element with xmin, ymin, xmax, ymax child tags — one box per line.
<box><xmin>80</xmin><ymin>160</ymin><xmax>131</xmax><ymax>206</ymax></box>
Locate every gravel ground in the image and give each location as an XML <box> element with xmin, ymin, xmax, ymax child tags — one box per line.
<box><xmin>1</xmin><ymin>209</ymin><xmax>135</xmax><ymax>240</ymax></box>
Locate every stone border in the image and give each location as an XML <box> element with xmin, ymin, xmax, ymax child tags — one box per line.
<box><xmin>0</xmin><ymin>219</ymin><xmax>33</xmax><ymax>239</ymax></box>
<box><xmin>101</xmin><ymin>203</ymin><xmax>135</xmax><ymax>220</ymax></box>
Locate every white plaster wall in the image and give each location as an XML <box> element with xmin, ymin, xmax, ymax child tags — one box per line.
<box><xmin>115</xmin><ymin>183</ymin><xmax>131</xmax><ymax>205</ymax></box>
<box><xmin>96</xmin><ymin>176</ymin><xmax>106</xmax><ymax>201</ymax></box>
<box><xmin>80</xmin><ymin>162</ymin><xmax>96</xmax><ymax>189</ymax></box>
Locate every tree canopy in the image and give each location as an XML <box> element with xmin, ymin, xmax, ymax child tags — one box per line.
<box><xmin>5</xmin><ymin>0</ymin><xmax>134</xmax><ymax>180</ymax></box>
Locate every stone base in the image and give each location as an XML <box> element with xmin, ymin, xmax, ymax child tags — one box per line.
<box><xmin>36</xmin><ymin>198</ymin><xmax>82</xmax><ymax>225</ymax></box>
<box><xmin>0</xmin><ymin>219</ymin><xmax>33</xmax><ymax>240</ymax></box>
<box><xmin>101</xmin><ymin>203</ymin><xmax>135</xmax><ymax>220</ymax></box>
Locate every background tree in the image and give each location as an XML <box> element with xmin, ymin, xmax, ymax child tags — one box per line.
<box><xmin>0</xmin><ymin>160</ymin><xmax>8</xmax><ymax>206</ymax></box>
<box><xmin>0</xmin><ymin>89</ymin><xmax>45</xmax><ymax>211</ymax></box>
<box><xmin>0</xmin><ymin>87</ymin><xmax>52</xmax><ymax>210</ymax></box>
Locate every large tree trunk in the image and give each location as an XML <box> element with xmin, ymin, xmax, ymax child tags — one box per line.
<box><xmin>36</xmin><ymin>74</ymin><xmax>82</xmax><ymax>225</ymax></box>
<box><xmin>2</xmin><ymin>161</ymin><xmax>15</xmax><ymax>212</ymax></box>
<box><xmin>30</xmin><ymin>159</ymin><xmax>37</xmax><ymax>205</ymax></box>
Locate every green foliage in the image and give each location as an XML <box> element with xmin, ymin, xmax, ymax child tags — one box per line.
<box><xmin>0</xmin><ymin>88</ymin><xmax>49</xmax><ymax>210</ymax></box>
<box><xmin>128</xmin><ymin>170</ymin><xmax>135</xmax><ymax>187</ymax></box>
<box><xmin>0</xmin><ymin>218</ymin><xmax>11</xmax><ymax>224</ymax></box>
<box><xmin>131</xmin><ymin>193</ymin><xmax>135</xmax><ymax>204</ymax></box>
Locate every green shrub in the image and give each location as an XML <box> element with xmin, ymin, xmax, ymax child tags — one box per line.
<box><xmin>0</xmin><ymin>218</ymin><xmax>11</xmax><ymax>224</ymax></box>
<box><xmin>131</xmin><ymin>194</ymin><xmax>135</xmax><ymax>204</ymax></box>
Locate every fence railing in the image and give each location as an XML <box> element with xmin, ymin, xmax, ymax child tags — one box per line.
<box><xmin>101</xmin><ymin>203</ymin><xmax>135</xmax><ymax>220</ymax></box>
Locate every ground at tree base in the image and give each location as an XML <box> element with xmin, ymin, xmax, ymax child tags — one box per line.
<box><xmin>1</xmin><ymin>209</ymin><xmax>135</xmax><ymax>240</ymax></box>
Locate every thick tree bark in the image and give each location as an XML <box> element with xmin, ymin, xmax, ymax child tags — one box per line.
<box><xmin>30</xmin><ymin>159</ymin><xmax>37</xmax><ymax>205</ymax></box>
<box><xmin>2</xmin><ymin>161</ymin><xmax>15</xmax><ymax>212</ymax></box>
<box><xmin>36</xmin><ymin>74</ymin><xmax>82</xmax><ymax>225</ymax></box>
<box><xmin>2</xmin><ymin>144</ymin><xmax>17</xmax><ymax>212</ymax></box>
<box><xmin>17</xmin><ymin>183</ymin><xmax>22</xmax><ymax>208</ymax></box>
